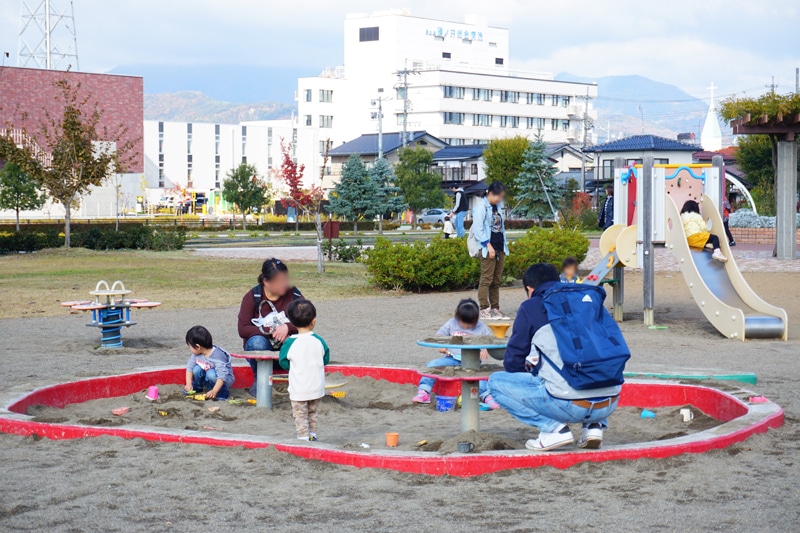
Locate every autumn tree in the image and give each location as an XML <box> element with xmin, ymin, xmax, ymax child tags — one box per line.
<box><xmin>276</xmin><ymin>138</ymin><xmax>310</xmax><ymax>232</ymax></box>
<box><xmin>0</xmin><ymin>163</ymin><xmax>46</xmax><ymax>231</ymax></box>
<box><xmin>394</xmin><ymin>147</ymin><xmax>444</xmax><ymax>227</ymax></box>
<box><xmin>222</xmin><ymin>162</ymin><xmax>271</xmax><ymax>230</ymax></box>
<box><xmin>329</xmin><ymin>154</ymin><xmax>376</xmax><ymax>234</ymax></box>
<box><xmin>483</xmin><ymin>136</ymin><xmax>530</xmax><ymax>202</ymax></box>
<box><xmin>0</xmin><ymin>78</ymin><xmax>136</xmax><ymax>247</ymax></box>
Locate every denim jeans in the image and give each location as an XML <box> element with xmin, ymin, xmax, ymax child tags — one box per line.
<box><xmin>192</xmin><ymin>365</ymin><xmax>230</xmax><ymax>400</ymax></box>
<box><xmin>455</xmin><ymin>210</ymin><xmax>466</xmax><ymax>238</ymax></box>
<box><xmin>417</xmin><ymin>355</ymin><xmax>489</xmax><ymax>399</ymax></box>
<box><xmin>488</xmin><ymin>371</ymin><xmax>617</xmax><ymax>433</ymax></box>
<box><xmin>244</xmin><ymin>335</ymin><xmax>274</xmax><ymax>378</ymax></box>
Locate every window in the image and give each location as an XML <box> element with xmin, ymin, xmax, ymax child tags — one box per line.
<box><xmin>443</xmin><ymin>112</ymin><xmax>465</xmax><ymax>125</ymax></box>
<box><xmin>654</xmin><ymin>158</ymin><xmax>669</xmax><ymax>165</ymax></box>
<box><xmin>472</xmin><ymin>88</ymin><xmax>492</xmax><ymax>101</ymax></box>
<box><xmin>158</xmin><ymin>121</ymin><xmax>164</xmax><ymax>133</ymax></box>
<box><xmin>443</xmin><ymin>86</ymin><xmax>465</xmax><ymax>99</ymax></box>
<box><xmin>500</xmin><ymin>116</ymin><xmax>519</xmax><ymax>128</ymax></box>
<box><xmin>551</xmin><ymin>119</ymin><xmax>559</xmax><ymax>130</ymax></box>
<box><xmin>319</xmin><ymin>141</ymin><xmax>329</xmax><ymax>154</ymax></box>
<box><xmin>319</xmin><ymin>89</ymin><xmax>333</xmax><ymax>103</ymax></box>
<box><xmin>471</xmin><ymin>163</ymin><xmax>478</xmax><ymax>175</ymax></box>
<box><xmin>304</xmin><ymin>89</ymin><xmax>312</xmax><ymax>102</ymax></box>
<box><xmin>451</xmin><ymin>166</ymin><xmax>464</xmax><ymax>180</ymax></box>
<box><xmin>562</xmin><ymin>120</ymin><xmax>570</xmax><ymax>131</ymax></box>
<box><xmin>601</xmin><ymin>160</ymin><xmax>615</xmax><ymax>180</ymax></box>
<box><xmin>320</xmin><ymin>115</ymin><xmax>333</xmax><ymax>128</ymax></box>
<box><xmin>241</xmin><ymin>155</ymin><xmax>247</xmax><ymax>164</ymax></box>
<box><xmin>214</xmin><ymin>124</ymin><xmax>220</xmax><ymax>155</ymax></box>
<box><xmin>396</xmin><ymin>87</ymin><xmax>407</xmax><ymax>100</ymax></box>
<box><xmin>268</xmin><ymin>156</ymin><xmax>273</xmax><ymax>167</ymax></box>
<box><xmin>446</xmin><ymin>138</ymin><xmax>465</xmax><ymax>146</ymax></box>
<box><xmin>489</xmin><ymin>42</ymin><xmax>497</xmax><ymax>47</ymax></box>
<box><xmin>304</xmin><ymin>115</ymin><xmax>312</xmax><ymax>126</ymax></box>
<box><xmin>526</xmin><ymin>117</ymin><xmax>544</xmax><ymax>130</ymax></box>
<box><xmin>473</xmin><ymin>114</ymin><xmax>493</xmax><ymax>127</ymax></box>
<box><xmin>500</xmin><ymin>91</ymin><xmax>519</xmax><ymax>103</ymax></box>
<box><xmin>551</xmin><ymin>95</ymin><xmax>560</xmax><ymax>106</ymax></box>
<box><xmin>563</xmin><ymin>96</ymin><xmax>571</xmax><ymax>107</ymax></box>
<box><xmin>495</xmin><ymin>57</ymin><xmax>504</xmax><ymax>65</ymax></box>
<box><xmin>442</xmin><ymin>52</ymin><xmax>451</xmax><ymax>59</ymax></box>
<box><xmin>187</xmin><ymin>155</ymin><xmax>193</xmax><ymax>188</ymax></box>
<box><xmin>526</xmin><ymin>93</ymin><xmax>545</xmax><ymax>105</ymax></box>
<box><xmin>626</xmin><ymin>159</ymin><xmax>643</xmax><ymax>166</ymax></box>
<box><xmin>359</xmin><ymin>26</ymin><xmax>379</xmax><ymax>42</ymax></box>
<box><xmin>214</xmin><ymin>155</ymin><xmax>220</xmax><ymax>189</ymax></box>
<box><xmin>186</xmin><ymin>123</ymin><xmax>192</xmax><ymax>153</ymax></box>
<box><xmin>241</xmin><ymin>125</ymin><xmax>247</xmax><ymax>155</ymax></box>
<box><xmin>158</xmin><ymin>153</ymin><xmax>164</xmax><ymax>188</ymax></box>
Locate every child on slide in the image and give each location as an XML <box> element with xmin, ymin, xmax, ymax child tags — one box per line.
<box><xmin>411</xmin><ymin>299</ymin><xmax>500</xmax><ymax>409</ymax></box>
<box><xmin>560</xmin><ymin>256</ymin><xmax>581</xmax><ymax>283</ymax></box>
<box><xmin>680</xmin><ymin>200</ymin><xmax>727</xmax><ymax>263</ymax></box>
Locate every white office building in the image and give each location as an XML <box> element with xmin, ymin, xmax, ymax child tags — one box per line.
<box><xmin>143</xmin><ymin>119</ymin><xmax>293</xmax><ymax>213</ymax></box>
<box><xmin>295</xmin><ymin>10</ymin><xmax>598</xmax><ymax>185</ymax></box>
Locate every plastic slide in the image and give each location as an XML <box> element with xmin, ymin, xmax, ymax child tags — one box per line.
<box><xmin>664</xmin><ymin>194</ymin><xmax>787</xmax><ymax>340</ymax></box>
<box><xmin>583</xmin><ymin>224</ymin><xmax>639</xmax><ymax>286</ymax></box>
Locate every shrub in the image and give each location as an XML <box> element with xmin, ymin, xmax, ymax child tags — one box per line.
<box><xmin>0</xmin><ymin>226</ymin><xmax>187</xmax><ymax>253</ymax></box>
<box><xmin>323</xmin><ymin>238</ymin><xmax>363</xmax><ymax>263</ymax></box>
<box><xmin>505</xmin><ymin>227</ymin><xmax>590</xmax><ymax>279</ymax></box>
<box><xmin>0</xmin><ymin>230</ymin><xmax>62</xmax><ymax>253</ymax></box>
<box><xmin>364</xmin><ymin>236</ymin><xmax>480</xmax><ymax>291</ymax></box>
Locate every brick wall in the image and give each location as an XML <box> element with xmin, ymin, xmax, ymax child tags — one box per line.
<box><xmin>0</xmin><ymin>66</ymin><xmax>143</xmax><ymax>173</ymax></box>
<box><xmin>730</xmin><ymin>227</ymin><xmax>800</xmax><ymax>245</ymax></box>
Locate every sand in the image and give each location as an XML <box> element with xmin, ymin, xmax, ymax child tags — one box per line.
<box><xmin>1</xmin><ymin>270</ymin><xmax>799</xmax><ymax>531</ymax></box>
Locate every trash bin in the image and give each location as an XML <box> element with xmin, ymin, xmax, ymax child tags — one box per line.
<box><xmin>323</xmin><ymin>221</ymin><xmax>340</xmax><ymax>239</ymax></box>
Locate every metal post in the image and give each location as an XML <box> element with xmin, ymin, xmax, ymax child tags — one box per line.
<box><xmin>580</xmin><ymin>87</ymin><xmax>590</xmax><ymax>192</ymax></box>
<box><xmin>711</xmin><ymin>155</ymin><xmax>724</xmax><ymax>213</ymax></box>
<box><xmin>612</xmin><ymin>264</ymin><xmax>624</xmax><ymax>322</ymax></box>
<box><xmin>377</xmin><ymin>91</ymin><xmax>383</xmax><ymax>160</ymax></box>
<box><xmin>642</xmin><ymin>156</ymin><xmax>655</xmax><ymax>325</ymax></box>
<box><xmin>256</xmin><ymin>358</ymin><xmax>273</xmax><ymax>409</ymax></box>
<box><xmin>461</xmin><ymin>380</ymin><xmax>480</xmax><ymax>432</ymax></box>
<box><xmin>776</xmin><ymin>139</ymin><xmax>798</xmax><ymax>260</ymax></box>
<box><xmin>45</xmin><ymin>0</ymin><xmax>51</xmax><ymax>69</ymax></box>
<box><xmin>459</xmin><ymin>348</ymin><xmax>481</xmax><ymax>371</ymax></box>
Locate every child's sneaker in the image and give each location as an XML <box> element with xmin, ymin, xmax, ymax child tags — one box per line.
<box><xmin>712</xmin><ymin>249</ymin><xmax>728</xmax><ymax>263</ymax></box>
<box><xmin>483</xmin><ymin>394</ymin><xmax>501</xmax><ymax>410</ymax></box>
<box><xmin>479</xmin><ymin>308</ymin><xmax>494</xmax><ymax>320</ymax></box>
<box><xmin>490</xmin><ymin>308</ymin><xmax>510</xmax><ymax>319</ymax></box>
<box><xmin>412</xmin><ymin>390</ymin><xmax>431</xmax><ymax>404</ymax></box>
<box><xmin>308</xmin><ymin>435</ymin><xmax>318</xmax><ymax>442</ymax></box>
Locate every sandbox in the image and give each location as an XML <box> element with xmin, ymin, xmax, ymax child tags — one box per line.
<box><xmin>0</xmin><ymin>365</ymin><xmax>783</xmax><ymax>477</ymax></box>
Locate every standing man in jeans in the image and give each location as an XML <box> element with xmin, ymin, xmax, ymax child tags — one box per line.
<box><xmin>472</xmin><ymin>181</ymin><xmax>509</xmax><ymax>320</ymax></box>
<box><xmin>488</xmin><ymin>263</ymin><xmax>622</xmax><ymax>452</ymax></box>
<box><xmin>451</xmin><ymin>185</ymin><xmax>468</xmax><ymax>238</ymax></box>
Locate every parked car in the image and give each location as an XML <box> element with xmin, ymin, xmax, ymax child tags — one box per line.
<box><xmin>417</xmin><ymin>208</ymin><xmax>448</xmax><ymax>226</ymax></box>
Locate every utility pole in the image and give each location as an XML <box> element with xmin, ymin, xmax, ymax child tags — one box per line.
<box><xmin>638</xmin><ymin>105</ymin><xmax>645</xmax><ymax>133</ymax></box>
<box><xmin>766</xmin><ymin>76</ymin><xmax>778</xmax><ymax>94</ymax></box>
<box><xmin>580</xmin><ymin>86</ymin><xmax>591</xmax><ymax>192</ymax></box>
<box><xmin>395</xmin><ymin>60</ymin><xmax>417</xmax><ymax>147</ymax></box>
<box><xmin>372</xmin><ymin>88</ymin><xmax>389</xmax><ymax>159</ymax></box>
<box><xmin>795</xmin><ymin>67</ymin><xmax>799</xmax><ymax>94</ymax></box>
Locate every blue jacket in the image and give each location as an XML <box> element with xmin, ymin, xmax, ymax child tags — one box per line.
<box><xmin>502</xmin><ymin>280</ymin><xmax>559</xmax><ymax>373</ymax></box>
<box><xmin>471</xmin><ymin>196</ymin><xmax>510</xmax><ymax>258</ymax></box>
<box><xmin>598</xmin><ymin>195</ymin><xmax>614</xmax><ymax>230</ymax></box>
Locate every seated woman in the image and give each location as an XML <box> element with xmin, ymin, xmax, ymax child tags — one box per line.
<box><xmin>237</xmin><ymin>258</ymin><xmax>303</xmax><ymax>396</ymax></box>
<box><xmin>680</xmin><ymin>200</ymin><xmax>727</xmax><ymax>263</ymax></box>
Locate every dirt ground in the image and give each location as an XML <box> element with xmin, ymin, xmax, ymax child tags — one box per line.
<box><xmin>1</xmin><ymin>270</ymin><xmax>799</xmax><ymax>531</ymax></box>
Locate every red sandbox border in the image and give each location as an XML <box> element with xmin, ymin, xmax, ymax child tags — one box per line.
<box><xmin>0</xmin><ymin>365</ymin><xmax>784</xmax><ymax>477</ymax></box>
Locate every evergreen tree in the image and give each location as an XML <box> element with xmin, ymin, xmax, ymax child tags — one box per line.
<box><xmin>0</xmin><ymin>163</ymin><xmax>46</xmax><ymax>232</ymax></box>
<box><xmin>515</xmin><ymin>136</ymin><xmax>562</xmax><ymax>222</ymax></box>
<box><xmin>329</xmin><ymin>154</ymin><xmax>376</xmax><ymax>234</ymax></box>
<box><xmin>368</xmin><ymin>158</ymin><xmax>406</xmax><ymax>233</ymax></box>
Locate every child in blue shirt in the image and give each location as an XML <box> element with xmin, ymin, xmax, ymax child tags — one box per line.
<box><xmin>560</xmin><ymin>256</ymin><xmax>581</xmax><ymax>283</ymax></box>
<box><xmin>184</xmin><ymin>325</ymin><xmax>235</xmax><ymax>400</ymax></box>
<box><xmin>411</xmin><ymin>299</ymin><xmax>500</xmax><ymax>409</ymax></box>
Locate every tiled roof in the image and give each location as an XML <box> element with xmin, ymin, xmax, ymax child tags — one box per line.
<box><xmin>693</xmin><ymin>150</ymin><xmax>736</xmax><ymax>162</ymax></box>
<box><xmin>329</xmin><ymin>131</ymin><xmax>446</xmax><ymax>156</ymax></box>
<box><xmin>432</xmin><ymin>144</ymin><xmax>486</xmax><ymax>161</ymax></box>
<box><xmin>586</xmin><ymin>134</ymin><xmax>699</xmax><ymax>153</ymax></box>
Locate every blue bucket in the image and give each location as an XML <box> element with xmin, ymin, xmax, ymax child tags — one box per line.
<box><xmin>436</xmin><ymin>395</ymin><xmax>457</xmax><ymax>412</ymax></box>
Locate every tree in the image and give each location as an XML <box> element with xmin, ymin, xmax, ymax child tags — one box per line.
<box><xmin>329</xmin><ymin>154</ymin><xmax>376</xmax><ymax>234</ymax></box>
<box><xmin>276</xmin><ymin>138</ymin><xmax>310</xmax><ymax>233</ymax></box>
<box><xmin>0</xmin><ymin>78</ymin><xmax>136</xmax><ymax>248</ymax></box>
<box><xmin>222</xmin><ymin>162</ymin><xmax>270</xmax><ymax>231</ymax></box>
<box><xmin>483</xmin><ymin>136</ymin><xmax>530</xmax><ymax>202</ymax></box>
<box><xmin>735</xmin><ymin>135</ymin><xmax>777</xmax><ymax>215</ymax></box>
<box><xmin>0</xmin><ymin>163</ymin><xmax>46</xmax><ymax>231</ymax></box>
<box><xmin>515</xmin><ymin>135</ymin><xmax>562</xmax><ymax>223</ymax></box>
<box><xmin>394</xmin><ymin>147</ymin><xmax>445</xmax><ymax>227</ymax></box>
<box><xmin>368</xmin><ymin>157</ymin><xmax>406</xmax><ymax>234</ymax></box>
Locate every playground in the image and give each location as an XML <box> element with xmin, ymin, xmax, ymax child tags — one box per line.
<box><xmin>0</xmin><ymin>257</ymin><xmax>798</xmax><ymax>529</ymax></box>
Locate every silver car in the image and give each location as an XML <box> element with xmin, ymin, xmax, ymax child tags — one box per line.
<box><xmin>417</xmin><ymin>208</ymin><xmax>448</xmax><ymax>226</ymax></box>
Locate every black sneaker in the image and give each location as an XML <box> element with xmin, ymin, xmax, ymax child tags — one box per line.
<box><xmin>729</xmin><ymin>241</ymin><xmax>736</xmax><ymax>247</ymax></box>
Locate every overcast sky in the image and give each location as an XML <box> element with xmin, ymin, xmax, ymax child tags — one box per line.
<box><xmin>1</xmin><ymin>0</ymin><xmax>797</xmax><ymax>100</ymax></box>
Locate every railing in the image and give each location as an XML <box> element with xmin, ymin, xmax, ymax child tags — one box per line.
<box><xmin>0</xmin><ymin>128</ymin><xmax>53</xmax><ymax>166</ymax></box>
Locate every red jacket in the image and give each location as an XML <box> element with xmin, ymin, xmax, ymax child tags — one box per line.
<box><xmin>237</xmin><ymin>286</ymin><xmax>302</xmax><ymax>347</ymax></box>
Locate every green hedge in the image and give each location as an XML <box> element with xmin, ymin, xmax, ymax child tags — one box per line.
<box><xmin>0</xmin><ymin>226</ymin><xmax>187</xmax><ymax>254</ymax></box>
<box><xmin>364</xmin><ymin>236</ymin><xmax>480</xmax><ymax>292</ymax></box>
<box><xmin>505</xmin><ymin>227</ymin><xmax>590</xmax><ymax>279</ymax></box>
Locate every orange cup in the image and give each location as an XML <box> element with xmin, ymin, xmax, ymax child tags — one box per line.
<box><xmin>385</xmin><ymin>432</ymin><xmax>399</xmax><ymax>447</ymax></box>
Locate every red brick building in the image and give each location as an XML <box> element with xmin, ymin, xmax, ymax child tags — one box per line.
<box><xmin>0</xmin><ymin>66</ymin><xmax>144</xmax><ymax>173</ymax></box>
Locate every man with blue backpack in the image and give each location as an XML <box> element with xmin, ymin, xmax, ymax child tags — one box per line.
<box><xmin>488</xmin><ymin>263</ymin><xmax>630</xmax><ymax>452</ymax></box>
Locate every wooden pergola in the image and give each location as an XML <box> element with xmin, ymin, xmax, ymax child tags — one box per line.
<box><xmin>729</xmin><ymin>114</ymin><xmax>800</xmax><ymax>260</ymax></box>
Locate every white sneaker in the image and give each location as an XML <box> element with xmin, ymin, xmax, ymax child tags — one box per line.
<box><xmin>479</xmin><ymin>308</ymin><xmax>494</xmax><ymax>320</ymax></box>
<box><xmin>491</xmin><ymin>308</ymin><xmax>510</xmax><ymax>319</ymax></box>
<box><xmin>525</xmin><ymin>425</ymin><xmax>573</xmax><ymax>452</ymax></box>
<box><xmin>577</xmin><ymin>423</ymin><xmax>603</xmax><ymax>449</ymax></box>
<box><xmin>712</xmin><ymin>249</ymin><xmax>728</xmax><ymax>263</ymax></box>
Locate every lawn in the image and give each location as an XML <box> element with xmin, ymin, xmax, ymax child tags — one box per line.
<box><xmin>0</xmin><ymin>249</ymin><xmax>377</xmax><ymax>320</ymax></box>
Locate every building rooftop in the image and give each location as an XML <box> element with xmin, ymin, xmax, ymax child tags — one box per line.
<box><xmin>432</xmin><ymin>144</ymin><xmax>487</xmax><ymax>161</ymax></box>
<box><xmin>586</xmin><ymin>135</ymin><xmax>699</xmax><ymax>153</ymax></box>
<box><xmin>693</xmin><ymin>149</ymin><xmax>737</xmax><ymax>163</ymax></box>
<box><xmin>329</xmin><ymin>131</ymin><xmax>446</xmax><ymax>157</ymax></box>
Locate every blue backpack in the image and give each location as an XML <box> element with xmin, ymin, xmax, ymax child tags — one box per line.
<box><xmin>539</xmin><ymin>284</ymin><xmax>630</xmax><ymax>390</ymax></box>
